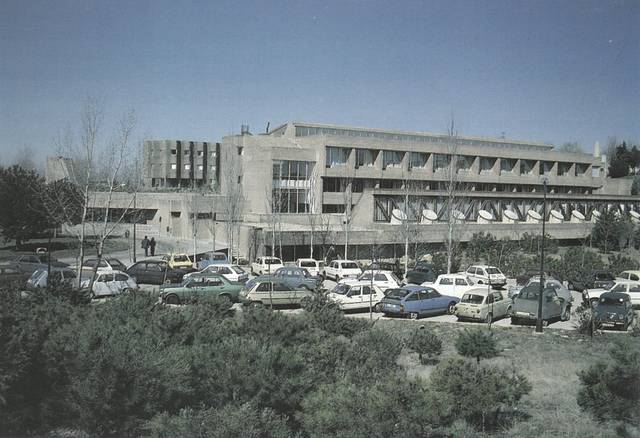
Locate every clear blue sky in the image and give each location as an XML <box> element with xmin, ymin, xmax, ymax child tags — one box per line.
<box><xmin>1</xmin><ymin>0</ymin><xmax>638</xmax><ymax>164</ymax></box>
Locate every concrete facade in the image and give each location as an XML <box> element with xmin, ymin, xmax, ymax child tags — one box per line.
<box><xmin>83</xmin><ymin>122</ymin><xmax>639</xmax><ymax>261</ymax></box>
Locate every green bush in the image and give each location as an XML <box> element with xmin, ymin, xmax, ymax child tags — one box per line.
<box><xmin>407</xmin><ymin>326</ymin><xmax>443</xmax><ymax>364</ymax></box>
<box><xmin>607</xmin><ymin>253</ymin><xmax>640</xmax><ymax>276</ymax></box>
<box><xmin>299</xmin><ymin>377</ymin><xmax>453</xmax><ymax>437</ymax></box>
<box><xmin>301</xmin><ymin>290</ymin><xmax>371</xmax><ymax>337</ymax></box>
<box><xmin>431</xmin><ymin>358</ymin><xmax>532</xmax><ymax>432</ymax></box>
<box><xmin>455</xmin><ymin>328</ymin><xmax>499</xmax><ymax>363</ymax></box>
<box><xmin>577</xmin><ymin>341</ymin><xmax>640</xmax><ymax>435</ymax></box>
<box><xmin>145</xmin><ymin>404</ymin><xmax>293</xmax><ymax>438</ymax></box>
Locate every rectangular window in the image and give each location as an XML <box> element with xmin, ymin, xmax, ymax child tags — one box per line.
<box><xmin>184</xmin><ymin>150</ymin><xmax>190</xmax><ymax>156</ymax></box>
<box><xmin>198</xmin><ymin>165</ymin><xmax>203</xmax><ymax>171</ymax></box>
<box><xmin>500</xmin><ymin>159</ymin><xmax>516</xmax><ymax>174</ymax></box>
<box><xmin>409</xmin><ymin>152</ymin><xmax>428</xmax><ymax>169</ymax></box>
<box><xmin>237</xmin><ymin>147</ymin><xmax>243</xmax><ymax>156</ymax></box>
<box><xmin>456</xmin><ymin>156</ymin><xmax>473</xmax><ymax>172</ymax></box>
<box><xmin>197</xmin><ymin>151</ymin><xmax>203</xmax><ymax>157</ymax></box>
<box><xmin>171</xmin><ymin>164</ymin><xmax>177</xmax><ymax>170</ymax></box>
<box><xmin>170</xmin><ymin>149</ymin><xmax>177</xmax><ymax>155</ymax></box>
<box><xmin>325</xmin><ymin>146</ymin><xmax>350</xmax><ymax>167</ymax></box>
<box><xmin>480</xmin><ymin>157</ymin><xmax>496</xmax><ymax>173</ymax></box>
<box><xmin>356</xmin><ymin>149</ymin><xmax>376</xmax><ymax>167</ymax></box>
<box><xmin>540</xmin><ymin>161</ymin><xmax>554</xmax><ymax>175</ymax></box>
<box><xmin>383</xmin><ymin>150</ymin><xmax>403</xmax><ymax>168</ymax></box>
<box><xmin>184</xmin><ymin>164</ymin><xmax>191</xmax><ymax>170</ymax></box>
<box><xmin>433</xmin><ymin>154</ymin><xmax>451</xmax><ymax>171</ymax></box>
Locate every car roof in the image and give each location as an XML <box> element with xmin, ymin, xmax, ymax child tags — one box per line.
<box><xmin>297</xmin><ymin>258</ymin><xmax>318</xmax><ymax>262</ymax></box>
<box><xmin>468</xmin><ymin>265</ymin><xmax>497</xmax><ymax>269</ymax></box>
<box><xmin>614</xmin><ymin>280</ymin><xmax>640</xmax><ymax>285</ymax></box>
<box><xmin>438</xmin><ymin>273</ymin><xmax>468</xmax><ymax>278</ymax></box>
<box><xmin>94</xmin><ymin>269</ymin><xmax>127</xmax><ymax>275</ymax></box>
<box><xmin>462</xmin><ymin>287</ymin><xmax>491</xmax><ymax>296</ymax></box>
<box><xmin>620</xmin><ymin>270</ymin><xmax>640</xmax><ymax>275</ymax></box>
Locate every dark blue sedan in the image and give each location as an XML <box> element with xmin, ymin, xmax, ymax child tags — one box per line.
<box><xmin>379</xmin><ymin>285</ymin><xmax>459</xmax><ymax>319</ymax></box>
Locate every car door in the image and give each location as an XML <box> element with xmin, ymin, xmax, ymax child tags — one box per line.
<box><xmin>403</xmin><ymin>292</ymin><xmax>421</xmax><ymax>315</ymax></box>
<box><xmin>437</xmin><ymin>276</ymin><xmax>454</xmax><ymax>296</ymax></box>
<box><xmin>148</xmin><ymin>262</ymin><xmax>166</xmax><ymax>284</ymax></box>
<box><xmin>344</xmin><ymin>285</ymin><xmax>361</xmax><ymax>310</ymax></box>
<box><xmin>491</xmin><ymin>291</ymin><xmax>508</xmax><ymax>317</ymax></box>
<box><xmin>544</xmin><ymin>289</ymin><xmax>562</xmax><ymax>318</ymax></box>
<box><xmin>273</xmin><ymin>281</ymin><xmax>295</xmax><ymax>305</ymax></box>
<box><xmin>627</xmin><ymin>283</ymin><xmax>640</xmax><ymax>306</ymax></box>
<box><xmin>454</xmin><ymin>277</ymin><xmax>471</xmax><ymax>298</ymax></box>
<box><xmin>426</xmin><ymin>289</ymin><xmax>448</xmax><ymax>313</ymax></box>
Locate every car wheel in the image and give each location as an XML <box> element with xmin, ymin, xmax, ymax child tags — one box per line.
<box><xmin>249</xmin><ymin>301</ymin><xmax>263</xmax><ymax>308</ymax></box>
<box><xmin>164</xmin><ymin>294</ymin><xmax>180</xmax><ymax>305</ymax></box>
<box><xmin>374</xmin><ymin>303</ymin><xmax>381</xmax><ymax>312</ymax></box>
<box><xmin>123</xmin><ymin>288</ymin><xmax>133</xmax><ymax>294</ymax></box>
<box><xmin>335</xmin><ymin>275</ymin><xmax>340</xmax><ymax>282</ymax></box>
<box><xmin>409</xmin><ymin>312</ymin><xmax>419</xmax><ymax>320</ymax></box>
<box><xmin>219</xmin><ymin>294</ymin><xmax>232</xmax><ymax>304</ymax></box>
<box><xmin>567</xmin><ymin>282</ymin><xmax>574</xmax><ymax>290</ymax></box>
<box><xmin>447</xmin><ymin>302</ymin><xmax>456</xmax><ymax>315</ymax></box>
<box><xmin>485</xmin><ymin>313</ymin><xmax>493</xmax><ymax>324</ymax></box>
<box><xmin>477</xmin><ymin>280</ymin><xmax>484</xmax><ymax>284</ymax></box>
<box><xmin>590</xmin><ymin>298</ymin><xmax>598</xmax><ymax>308</ymax></box>
<box><xmin>164</xmin><ymin>278</ymin><xmax>172</xmax><ymax>284</ymax></box>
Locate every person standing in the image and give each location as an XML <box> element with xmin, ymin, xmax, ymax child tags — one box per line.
<box><xmin>141</xmin><ymin>236</ymin><xmax>150</xmax><ymax>257</ymax></box>
<box><xmin>149</xmin><ymin>237</ymin><xmax>156</xmax><ymax>256</ymax></box>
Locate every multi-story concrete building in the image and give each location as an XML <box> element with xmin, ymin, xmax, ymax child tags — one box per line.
<box><xmin>78</xmin><ymin>122</ymin><xmax>638</xmax><ymax>261</ymax></box>
<box><xmin>143</xmin><ymin>139</ymin><xmax>220</xmax><ymax>189</ymax></box>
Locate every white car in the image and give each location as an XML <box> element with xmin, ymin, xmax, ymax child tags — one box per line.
<box><xmin>184</xmin><ymin>263</ymin><xmax>248</xmax><ymax>283</ymax></box>
<box><xmin>464</xmin><ymin>265</ymin><xmax>507</xmax><ymax>287</ymax></box>
<box><xmin>454</xmin><ymin>288</ymin><xmax>512</xmax><ymax>323</ymax></box>
<box><xmin>80</xmin><ymin>270</ymin><xmax>138</xmax><ymax>298</ymax></box>
<box><xmin>323</xmin><ymin>260</ymin><xmax>362</xmax><ymax>282</ymax></box>
<box><xmin>327</xmin><ymin>281</ymin><xmax>386</xmax><ymax>311</ymax></box>
<box><xmin>422</xmin><ymin>274</ymin><xmax>477</xmax><ymax>299</ymax></box>
<box><xmin>616</xmin><ymin>270</ymin><xmax>640</xmax><ymax>282</ymax></box>
<box><xmin>81</xmin><ymin>257</ymin><xmax>128</xmax><ymax>273</ymax></box>
<box><xmin>295</xmin><ymin>258</ymin><xmax>321</xmax><ymax>277</ymax></box>
<box><xmin>250</xmin><ymin>257</ymin><xmax>284</xmax><ymax>276</ymax></box>
<box><xmin>341</xmin><ymin>270</ymin><xmax>400</xmax><ymax>290</ymax></box>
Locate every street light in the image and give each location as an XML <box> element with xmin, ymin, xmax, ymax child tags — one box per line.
<box><xmin>536</xmin><ymin>176</ymin><xmax>549</xmax><ymax>333</ymax></box>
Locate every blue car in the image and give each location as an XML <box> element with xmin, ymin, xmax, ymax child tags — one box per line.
<box><xmin>379</xmin><ymin>285</ymin><xmax>459</xmax><ymax>319</ymax></box>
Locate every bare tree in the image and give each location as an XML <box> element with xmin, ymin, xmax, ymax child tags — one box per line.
<box><xmin>341</xmin><ymin>175</ymin><xmax>353</xmax><ymax>260</ymax></box>
<box><xmin>221</xmin><ymin>141</ymin><xmax>245</xmax><ymax>262</ymax></box>
<box><xmin>306</xmin><ymin>162</ymin><xmax>320</xmax><ymax>259</ymax></box>
<box><xmin>443</xmin><ymin>118</ymin><xmax>466</xmax><ymax>274</ymax></box>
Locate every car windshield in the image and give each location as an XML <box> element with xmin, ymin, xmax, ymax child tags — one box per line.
<box><xmin>386</xmin><ymin>288</ymin><xmax>411</xmax><ymax>299</ymax></box>
<box><xmin>600</xmin><ymin>296</ymin><xmax>625</xmax><ymax>306</ymax></box>
<box><xmin>341</xmin><ymin>262</ymin><xmax>359</xmax><ymax>269</ymax></box>
<box><xmin>299</xmin><ymin>261</ymin><xmax>317</xmax><ymax>268</ymax></box>
<box><xmin>107</xmin><ymin>259</ymin><xmax>126</xmax><ymax>270</ymax></box>
<box><xmin>610</xmin><ymin>284</ymin><xmax>626</xmax><ymax>293</ymax></box>
<box><xmin>595</xmin><ymin>272</ymin><xmax>614</xmax><ymax>281</ymax></box>
<box><xmin>232</xmin><ymin>266</ymin><xmax>245</xmax><ymax>274</ymax></box>
<box><xmin>174</xmin><ymin>255</ymin><xmax>190</xmax><ymax>262</ymax></box>
<box><xmin>264</xmin><ymin>258</ymin><xmax>281</xmax><ymax>264</ymax></box>
<box><xmin>486</xmin><ymin>268</ymin><xmax>501</xmax><ymax>275</ymax></box>
<box><xmin>332</xmin><ymin>283</ymin><xmax>351</xmax><ymax>295</ymax></box>
<box><xmin>461</xmin><ymin>294</ymin><xmax>485</xmax><ymax>304</ymax></box>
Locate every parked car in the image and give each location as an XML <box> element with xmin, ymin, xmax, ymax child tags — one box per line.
<box><xmin>273</xmin><ymin>267</ymin><xmax>321</xmax><ymax>290</ymax></box>
<box><xmin>161</xmin><ymin>253</ymin><xmax>194</xmax><ymax>270</ymax></box>
<box><xmin>454</xmin><ymin>288</ymin><xmax>512</xmax><ymax>323</ymax></box>
<box><xmin>79</xmin><ymin>270</ymin><xmax>138</xmax><ymax>298</ymax></box>
<box><xmin>195</xmin><ymin>251</ymin><xmax>229</xmax><ymax>270</ymax></box>
<box><xmin>404</xmin><ymin>263</ymin><xmax>442</xmax><ymax>285</ymax></box>
<box><xmin>464</xmin><ymin>265</ymin><xmax>507</xmax><ymax>288</ymax></box>
<box><xmin>125</xmin><ymin>260</ymin><xmax>186</xmax><ymax>285</ymax></box>
<box><xmin>510</xmin><ymin>280</ymin><xmax>573</xmax><ymax>325</ymax></box>
<box><xmin>616</xmin><ymin>270</ymin><xmax>640</xmax><ymax>282</ymax></box>
<box><xmin>82</xmin><ymin>257</ymin><xmax>128</xmax><ymax>273</ymax></box>
<box><xmin>422</xmin><ymin>274</ymin><xmax>477</xmax><ymax>299</ymax></box>
<box><xmin>0</xmin><ymin>262</ymin><xmax>26</xmax><ymax>284</ymax></box>
<box><xmin>567</xmin><ymin>270</ymin><xmax>615</xmax><ymax>292</ymax></box>
<box><xmin>323</xmin><ymin>260</ymin><xmax>362</xmax><ymax>282</ymax></box>
<box><xmin>250</xmin><ymin>257</ymin><xmax>284</xmax><ymax>276</ymax></box>
<box><xmin>295</xmin><ymin>258</ymin><xmax>321</xmax><ymax>277</ymax></box>
<box><xmin>238</xmin><ymin>279</ymin><xmax>313</xmax><ymax>307</ymax></box>
<box><xmin>327</xmin><ymin>281</ymin><xmax>386</xmax><ymax>311</ymax></box>
<box><xmin>26</xmin><ymin>267</ymin><xmax>78</xmax><ymax>290</ymax></box>
<box><xmin>341</xmin><ymin>270</ymin><xmax>401</xmax><ymax>290</ymax></box>
<box><xmin>379</xmin><ymin>285</ymin><xmax>459</xmax><ymax>319</ymax></box>
<box><xmin>362</xmin><ymin>260</ymin><xmax>403</xmax><ymax>279</ymax></box>
<box><xmin>10</xmin><ymin>253</ymin><xmax>69</xmax><ymax>275</ymax></box>
<box><xmin>184</xmin><ymin>263</ymin><xmax>249</xmax><ymax>283</ymax></box>
<box><xmin>515</xmin><ymin>269</ymin><xmax>559</xmax><ymax>286</ymax></box>
<box><xmin>594</xmin><ymin>291</ymin><xmax>636</xmax><ymax>331</ymax></box>
<box><xmin>607</xmin><ymin>281</ymin><xmax>640</xmax><ymax>307</ymax></box>
<box><xmin>160</xmin><ymin>274</ymin><xmax>244</xmax><ymax>304</ymax></box>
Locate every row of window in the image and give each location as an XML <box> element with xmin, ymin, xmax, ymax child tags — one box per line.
<box><xmin>326</xmin><ymin>147</ymin><xmax>594</xmax><ymax>176</ymax></box>
<box><xmin>273</xmin><ymin>160</ymin><xmax>315</xmax><ymax>181</ymax></box>
<box><xmin>170</xmin><ymin>164</ymin><xmax>213</xmax><ymax>171</ymax></box>
<box><xmin>272</xmin><ymin>188</ymin><xmax>312</xmax><ymax>214</ymax></box>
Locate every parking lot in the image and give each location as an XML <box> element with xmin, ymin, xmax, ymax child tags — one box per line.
<box><xmin>134</xmin><ymin>276</ymin><xmax>639</xmax><ymax>333</ymax></box>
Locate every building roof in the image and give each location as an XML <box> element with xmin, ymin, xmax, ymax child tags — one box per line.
<box><xmin>269</xmin><ymin>121</ymin><xmax>554</xmax><ymax>151</ymax></box>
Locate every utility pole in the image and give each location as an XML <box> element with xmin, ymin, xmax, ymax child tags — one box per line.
<box><xmin>132</xmin><ymin>190</ymin><xmax>137</xmax><ymax>263</ymax></box>
<box><xmin>536</xmin><ymin>177</ymin><xmax>548</xmax><ymax>333</ymax></box>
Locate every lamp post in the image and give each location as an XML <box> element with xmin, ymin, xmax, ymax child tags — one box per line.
<box><xmin>132</xmin><ymin>190</ymin><xmax>137</xmax><ymax>263</ymax></box>
<box><xmin>535</xmin><ymin>177</ymin><xmax>549</xmax><ymax>333</ymax></box>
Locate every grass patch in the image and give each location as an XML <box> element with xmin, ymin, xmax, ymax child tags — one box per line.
<box><xmin>376</xmin><ymin>318</ymin><xmax>629</xmax><ymax>437</ymax></box>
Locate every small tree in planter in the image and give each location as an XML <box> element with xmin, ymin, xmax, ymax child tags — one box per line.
<box><xmin>407</xmin><ymin>326</ymin><xmax>443</xmax><ymax>365</ymax></box>
<box><xmin>455</xmin><ymin>328</ymin><xmax>498</xmax><ymax>364</ymax></box>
